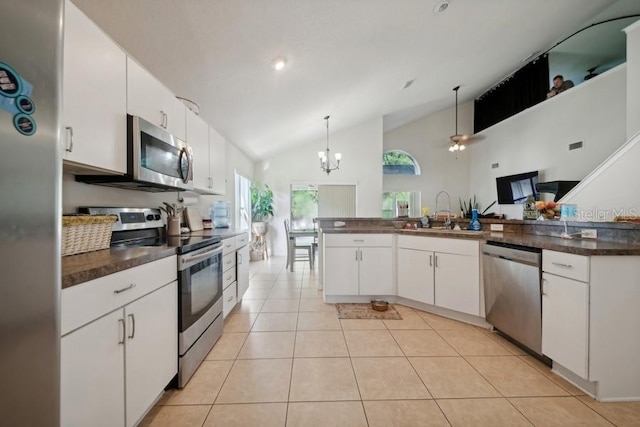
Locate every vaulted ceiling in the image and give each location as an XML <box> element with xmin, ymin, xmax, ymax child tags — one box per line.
<box><xmin>73</xmin><ymin>0</ymin><xmax>627</xmax><ymax>159</ymax></box>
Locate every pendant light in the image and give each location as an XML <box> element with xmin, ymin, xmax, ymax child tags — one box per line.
<box><xmin>318</xmin><ymin>115</ymin><xmax>341</xmax><ymax>174</ymax></box>
<box><xmin>449</xmin><ymin>85</ymin><xmax>467</xmax><ymax>152</ymax></box>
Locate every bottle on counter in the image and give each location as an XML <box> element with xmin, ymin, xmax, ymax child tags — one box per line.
<box><xmin>522</xmin><ymin>195</ymin><xmax>538</xmax><ymax>220</ymax></box>
<box><xmin>469</xmin><ymin>209</ymin><xmax>482</xmax><ymax>231</ymax></box>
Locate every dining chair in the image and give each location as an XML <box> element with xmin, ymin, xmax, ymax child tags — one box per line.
<box><xmin>284</xmin><ymin>219</ymin><xmax>314</xmax><ymax>271</ymax></box>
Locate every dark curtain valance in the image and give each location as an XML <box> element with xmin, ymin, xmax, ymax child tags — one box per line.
<box><xmin>474</xmin><ymin>55</ymin><xmax>549</xmax><ymax>133</ymax></box>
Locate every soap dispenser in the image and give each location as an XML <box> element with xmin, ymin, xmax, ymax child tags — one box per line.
<box><xmin>469</xmin><ymin>209</ymin><xmax>482</xmax><ymax>231</ymax></box>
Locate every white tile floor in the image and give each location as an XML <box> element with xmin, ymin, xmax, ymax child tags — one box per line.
<box><xmin>142</xmin><ymin>256</ymin><xmax>640</xmax><ymax>427</ymax></box>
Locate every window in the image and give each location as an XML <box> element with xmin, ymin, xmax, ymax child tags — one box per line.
<box><xmin>291</xmin><ymin>184</ymin><xmax>318</xmax><ymax>230</ymax></box>
<box><xmin>382</xmin><ymin>191</ymin><xmax>421</xmax><ymax>218</ymax></box>
<box><xmin>235</xmin><ymin>172</ymin><xmax>251</xmax><ymax>230</ymax></box>
<box><xmin>290</xmin><ymin>184</ymin><xmax>357</xmax><ymax>229</ymax></box>
<box><xmin>383</xmin><ymin>150</ymin><xmax>420</xmax><ymax>175</ymax></box>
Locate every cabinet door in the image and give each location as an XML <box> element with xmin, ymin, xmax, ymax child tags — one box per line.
<box><xmin>63</xmin><ymin>0</ymin><xmax>126</xmax><ymax>173</ymax></box>
<box><xmin>434</xmin><ymin>252</ymin><xmax>480</xmax><ymax>316</ymax></box>
<box><xmin>124</xmin><ymin>282</ymin><xmax>178</xmax><ymax>427</ymax></box>
<box><xmin>186</xmin><ymin>110</ymin><xmax>211</xmax><ymax>191</ymax></box>
<box><xmin>209</xmin><ymin>126</ymin><xmax>227</xmax><ymax>194</ymax></box>
<box><xmin>324</xmin><ymin>247</ymin><xmax>359</xmax><ymax>295</ymax></box>
<box><xmin>542</xmin><ymin>272</ymin><xmax>589</xmax><ymax>378</ymax></box>
<box><xmin>397</xmin><ymin>248</ymin><xmax>434</xmax><ymax>304</ymax></box>
<box><xmin>61</xmin><ymin>309</ymin><xmax>125</xmax><ymax>427</ymax></box>
<box><xmin>126</xmin><ymin>57</ymin><xmax>186</xmax><ymax>140</ymax></box>
<box><xmin>359</xmin><ymin>247</ymin><xmax>393</xmax><ymax>295</ymax></box>
<box><xmin>237</xmin><ymin>244</ymin><xmax>250</xmax><ymax>300</ymax></box>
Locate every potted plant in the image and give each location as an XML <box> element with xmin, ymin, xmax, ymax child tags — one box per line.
<box><xmin>250</xmin><ymin>182</ymin><xmax>274</xmax><ymax>260</ymax></box>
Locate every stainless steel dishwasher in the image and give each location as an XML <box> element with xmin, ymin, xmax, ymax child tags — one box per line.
<box><xmin>482</xmin><ymin>242</ymin><xmax>543</xmax><ymax>355</ymax></box>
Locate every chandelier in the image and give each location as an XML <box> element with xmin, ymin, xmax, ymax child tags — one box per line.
<box><xmin>318</xmin><ymin>115</ymin><xmax>341</xmax><ymax>174</ymax></box>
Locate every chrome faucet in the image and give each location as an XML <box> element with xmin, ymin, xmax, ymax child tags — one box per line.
<box><xmin>434</xmin><ymin>190</ymin><xmax>452</xmax><ymax>229</ymax></box>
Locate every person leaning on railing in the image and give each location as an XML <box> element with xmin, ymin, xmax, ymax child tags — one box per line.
<box><xmin>547</xmin><ymin>74</ymin><xmax>574</xmax><ymax>98</ymax></box>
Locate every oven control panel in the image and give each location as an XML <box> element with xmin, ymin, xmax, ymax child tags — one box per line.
<box><xmin>78</xmin><ymin>207</ymin><xmax>164</xmax><ymax>232</ymax></box>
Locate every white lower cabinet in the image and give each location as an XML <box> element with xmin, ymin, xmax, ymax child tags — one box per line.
<box><xmin>323</xmin><ymin>234</ymin><xmax>393</xmax><ymax>297</ymax></box>
<box><xmin>61</xmin><ymin>310</ymin><xmax>125</xmax><ymax>427</ymax></box>
<box><xmin>541</xmin><ymin>272</ymin><xmax>589</xmax><ymax>378</ymax></box>
<box><xmin>324</xmin><ymin>247</ymin><xmax>360</xmax><ymax>296</ymax></box>
<box><xmin>237</xmin><ymin>243</ymin><xmax>250</xmax><ymax>300</ymax></box>
<box><xmin>434</xmin><ymin>252</ymin><xmax>480</xmax><ymax>315</ymax></box>
<box><xmin>396</xmin><ymin>236</ymin><xmax>480</xmax><ymax>316</ymax></box>
<box><xmin>61</xmin><ymin>257</ymin><xmax>178</xmax><ymax>427</ymax></box>
<box><xmin>397</xmin><ymin>248</ymin><xmax>434</xmax><ymax>305</ymax></box>
<box><xmin>124</xmin><ymin>283</ymin><xmax>178</xmax><ymax>427</ymax></box>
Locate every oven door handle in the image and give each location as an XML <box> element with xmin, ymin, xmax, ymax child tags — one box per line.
<box><xmin>180</xmin><ymin>244</ymin><xmax>223</xmax><ymax>270</ymax></box>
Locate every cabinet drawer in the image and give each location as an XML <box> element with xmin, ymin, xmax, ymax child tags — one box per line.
<box><xmin>223</xmin><ymin>266</ymin><xmax>236</xmax><ymax>290</ymax></box>
<box><xmin>223</xmin><ymin>282</ymin><xmax>237</xmax><ymax>318</ymax></box>
<box><xmin>222</xmin><ymin>237</ymin><xmax>236</xmax><ymax>255</ymax></box>
<box><xmin>61</xmin><ymin>255</ymin><xmax>177</xmax><ymax>336</ymax></box>
<box><xmin>223</xmin><ymin>252</ymin><xmax>236</xmax><ymax>272</ymax></box>
<box><xmin>324</xmin><ymin>233</ymin><xmax>392</xmax><ymax>247</ymax></box>
<box><xmin>235</xmin><ymin>232</ymin><xmax>249</xmax><ymax>248</ymax></box>
<box><xmin>543</xmin><ymin>250</ymin><xmax>589</xmax><ymax>282</ymax></box>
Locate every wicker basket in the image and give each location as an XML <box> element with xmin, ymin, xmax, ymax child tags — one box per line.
<box><xmin>62</xmin><ymin>214</ymin><xmax>118</xmax><ymax>256</ymax></box>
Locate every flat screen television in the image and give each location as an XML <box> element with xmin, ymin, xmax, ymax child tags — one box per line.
<box><xmin>496</xmin><ymin>171</ymin><xmax>539</xmax><ymax>204</ymax></box>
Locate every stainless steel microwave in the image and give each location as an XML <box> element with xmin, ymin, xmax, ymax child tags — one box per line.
<box><xmin>76</xmin><ymin>115</ymin><xmax>194</xmax><ymax>192</ymax></box>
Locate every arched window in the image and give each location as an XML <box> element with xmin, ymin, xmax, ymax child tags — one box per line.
<box><xmin>383</xmin><ymin>150</ymin><xmax>420</xmax><ymax>175</ymax></box>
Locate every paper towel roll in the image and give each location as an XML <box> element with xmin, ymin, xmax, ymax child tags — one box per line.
<box><xmin>179</xmin><ymin>195</ymin><xmax>199</xmax><ymax>206</ymax></box>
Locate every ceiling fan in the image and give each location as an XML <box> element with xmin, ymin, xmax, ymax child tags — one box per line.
<box><xmin>448</xmin><ymin>85</ymin><xmax>483</xmax><ymax>152</ymax></box>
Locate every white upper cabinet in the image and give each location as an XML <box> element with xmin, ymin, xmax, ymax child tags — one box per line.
<box><xmin>209</xmin><ymin>125</ymin><xmax>227</xmax><ymax>195</ymax></box>
<box><xmin>63</xmin><ymin>0</ymin><xmax>127</xmax><ymax>174</ymax></box>
<box><xmin>126</xmin><ymin>57</ymin><xmax>186</xmax><ymax>141</ymax></box>
<box><xmin>186</xmin><ymin>110</ymin><xmax>210</xmax><ymax>191</ymax></box>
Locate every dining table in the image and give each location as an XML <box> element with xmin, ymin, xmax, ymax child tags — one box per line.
<box><xmin>288</xmin><ymin>228</ymin><xmax>318</xmax><ymax>272</ymax></box>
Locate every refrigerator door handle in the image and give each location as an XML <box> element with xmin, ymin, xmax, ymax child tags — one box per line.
<box><xmin>65</xmin><ymin>126</ymin><xmax>74</xmax><ymax>152</ymax></box>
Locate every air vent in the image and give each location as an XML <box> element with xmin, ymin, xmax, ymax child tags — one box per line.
<box><xmin>491</xmin><ymin>163</ymin><xmax>499</xmax><ymax>169</ymax></box>
<box><xmin>569</xmin><ymin>141</ymin><xmax>583</xmax><ymax>151</ymax></box>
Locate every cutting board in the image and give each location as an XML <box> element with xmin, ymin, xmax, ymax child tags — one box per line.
<box><xmin>184</xmin><ymin>207</ymin><xmax>204</xmax><ymax>232</ymax></box>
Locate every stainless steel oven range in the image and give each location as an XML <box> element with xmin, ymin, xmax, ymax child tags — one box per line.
<box><xmin>79</xmin><ymin>207</ymin><xmax>224</xmax><ymax>388</ymax></box>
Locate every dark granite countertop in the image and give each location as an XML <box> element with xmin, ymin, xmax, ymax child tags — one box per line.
<box><xmin>62</xmin><ymin>228</ymin><xmax>251</xmax><ymax>289</ymax></box>
<box><xmin>483</xmin><ymin>232</ymin><xmax>640</xmax><ymax>255</ymax></box>
<box><xmin>322</xmin><ymin>227</ymin><xmax>640</xmax><ymax>255</ymax></box>
<box><xmin>62</xmin><ymin>246</ymin><xmax>177</xmax><ymax>289</ymax></box>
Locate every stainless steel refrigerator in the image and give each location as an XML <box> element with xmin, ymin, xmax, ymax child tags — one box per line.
<box><xmin>0</xmin><ymin>1</ymin><xmax>63</xmax><ymax>425</ymax></box>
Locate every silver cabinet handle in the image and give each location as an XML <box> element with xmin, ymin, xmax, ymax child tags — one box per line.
<box><xmin>552</xmin><ymin>261</ymin><xmax>573</xmax><ymax>268</ymax></box>
<box><xmin>429</xmin><ymin>254</ymin><xmax>433</xmax><ymax>267</ymax></box>
<box><xmin>541</xmin><ymin>278</ymin><xmax>548</xmax><ymax>296</ymax></box>
<box><xmin>227</xmin><ymin>295</ymin><xmax>234</xmax><ymax>302</ymax></box>
<box><xmin>435</xmin><ymin>255</ymin><xmax>438</xmax><ymax>268</ymax></box>
<box><xmin>114</xmin><ymin>283</ymin><xmax>136</xmax><ymax>294</ymax></box>
<box><xmin>226</xmin><ymin>274</ymin><xmax>233</xmax><ymax>281</ymax></box>
<box><xmin>127</xmin><ymin>313</ymin><xmax>135</xmax><ymax>339</ymax></box>
<box><xmin>355</xmin><ymin>249</ymin><xmax>358</xmax><ymax>261</ymax></box>
<box><xmin>238</xmin><ymin>253</ymin><xmax>243</xmax><ymax>264</ymax></box>
<box><xmin>353</xmin><ymin>239</ymin><xmax>364</xmax><ymax>242</ymax></box>
<box><xmin>65</xmin><ymin>126</ymin><xmax>74</xmax><ymax>152</ymax></box>
<box><xmin>160</xmin><ymin>110</ymin><xmax>168</xmax><ymax>128</ymax></box>
<box><xmin>359</xmin><ymin>249</ymin><xmax>363</xmax><ymax>261</ymax></box>
<box><xmin>118</xmin><ymin>318</ymin><xmax>125</xmax><ymax>345</ymax></box>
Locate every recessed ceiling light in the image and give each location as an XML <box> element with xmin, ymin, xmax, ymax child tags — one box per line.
<box><xmin>433</xmin><ymin>0</ymin><xmax>449</xmax><ymax>14</ymax></box>
<box><xmin>272</xmin><ymin>57</ymin><xmax>287</xmax><ymax>71</ymax></box>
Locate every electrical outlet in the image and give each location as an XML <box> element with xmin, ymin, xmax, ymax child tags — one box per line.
<box><xmin>581</xmin><ymin>229</ymin><xmax>597</xmax><ymax>239</ymax></box>
<box><xmin>490</xmin><ymin>223</ymin><xmax>504</xmax><ymax>231</ymax></box>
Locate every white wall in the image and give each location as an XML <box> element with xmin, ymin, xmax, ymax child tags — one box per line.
<box><xmin>383</xmin><ymin>102</ymin><xmax>472</xmax><ymax>215</ymax></box>
<box><xmin>559</xmin><ymin>21</ymin><xmax>640</xmax><ymax>220</ymax></box>
<box><xmin>626</xmin><ymin>20</ymin><xmax>640</xmax><ymax>138</ymax></box>
<box><xmin>198</xmin><ymin>141</ymin><xmax>255</xmax><ymax>223</ymax></box>
<box><xmin>468</xmin><ymin>64</ymin><xmax>627</xmax><ymax>219</ymax></box>
<box><xmin>254</xmin><ymin>116</ymin><xmax>383</xmax><ymax>256</ymax></box>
